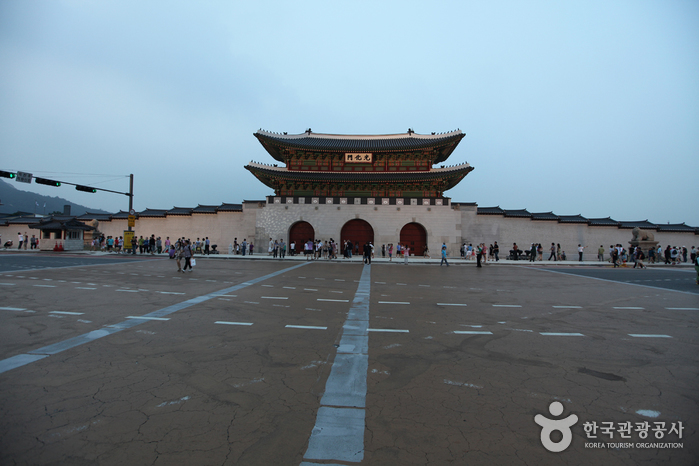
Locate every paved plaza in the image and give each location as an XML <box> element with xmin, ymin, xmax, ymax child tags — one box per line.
<box><xmin>0</xmin><ymin>253</ymin><xmax>697</xmax><ymax>465</ymax></box>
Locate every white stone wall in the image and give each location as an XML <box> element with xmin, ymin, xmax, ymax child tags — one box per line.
<box><xmin>255</xmin><ymin>200</ymin><xmax>462</xmax><ymax>256</ymax></box>
<box><xmin>82</xmin><ymin>206</ymin><xmax>258</xmax><ymax>252</ymax></box>
<box><xmin>3</xmin><ymin>202</ymin><xmax>696</xmax><ymax>258</ymax></box>
<box><xmin>460</xmin><ymin>208</ymin><xmax>697</xmax><ymax>260</ymax></box>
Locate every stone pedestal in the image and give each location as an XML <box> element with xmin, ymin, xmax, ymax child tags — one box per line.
<box><xmin>628</xmin><ymin>240</ymin><xmax>659</xmax><ymax>256</ymax></box>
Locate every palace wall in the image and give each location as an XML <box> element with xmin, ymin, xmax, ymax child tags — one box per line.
<box><xmin>459</xmin><ymin>206</ymin><xmax>696</xmax><ymax>260</ymax></box>
<box><xmin>4</xmin><ymin>200</ymin><xmax>696</xmax><ymax>257</ymax></box>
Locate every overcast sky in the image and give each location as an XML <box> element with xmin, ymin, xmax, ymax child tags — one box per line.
<box><xmin>1</xmin><ymin>1</ymin><xmax>697</xmax><ymax>225</ymax></box>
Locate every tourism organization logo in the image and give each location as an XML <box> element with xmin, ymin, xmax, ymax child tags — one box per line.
<box><xmin>534</xmin><ymin>402</ymin><xmax>685</xmax><ymax>452</ymax></box>
<box><xmin>534</xmin><ymin>402</ymin><xmax>578</xmax><ymax>452</ymax></box>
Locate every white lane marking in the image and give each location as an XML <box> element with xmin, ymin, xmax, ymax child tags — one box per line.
<box><xmin>244</xmin><ymin>301</ymin><xmax>259</xmax><ymax>304</ymax></box>
<box><xmin>75</xmin><ymin>287</ymin><xmax>97</xmax><ymax>290</ymax></box>
<box><xmin>315</xmin><ymin>278</ymin><xmax>325</xmax><ymax>280</ymax></box>
<box><xmin>437</xmin><ymin>303</ymin><xmax>467</xmax><ymax>306</ymax></box>
<box><xmin>33</xmin><ymin>284</ymin><xmax>56</xmax><ymax>288</ymax></box>
<box><xmin>215</xmin><ymin>321</ymin><xmax>253</xmax><ymax>326</ymax></box>
<box><xmin>552</xmin><ymin>306</ymin><xmax>583</xmax><ymax>309</ymax></box>
<box><xmin>304</xmin><ymin>288</ymin><xmax>318</xmax><ymax>291</ymax></box>
<box><xmin>0</xmin><ymin>307</ymin><xmax>25</xmax><ymax>311</ymax></box>
<box><xmin>378</xmin><ymin>301</ymin><xmax>410</xmax><ymax>305</ymax></box>
<box><xmin>454</xmin><ymin>330</ymin><xmax>492</xmax><ymax>335</ymax></box>
<box><xmin>540</xmin><ymin>332</ymin><xmax>585</xmax><ymax>336</ymax></box>
<box><xmin>126</xmin><ymin>316</ymin><xmax>170</xmax><ymax>321</ymax></box>
<box><xmin>285</xmin><ymin>325</ymin><xmax>327</xmax><ymax>330</ymax></box>
<box><xmin>261</xmin><ymin>284</ymin><xmax>274</xmax><ymax>287</ymax></box>
<box><xmin>283</xmin><ymin>286</ymin><xmax>296</xmax><ymax>289</ymax></box>
<box><xmin>613</xmin><ymin>307</ymin><xmax>645</xmax><ymax>310</ymax></box>
<box><xmin>77</xmin><ymin>319</ymin><xmax>92</xmax><ymax>323</ymax></box>
<box><xmin>367</xmin><ymin>329</ymin><xmax>409</xmax><ymax>333</ymax></box>
<box><xmin>330</xmin><ymin>291</ymin><xmax>344</xmax><ymax>294</ymax></box>
<box><xmin>444</xmin><ymin>379</ymin><xmax>483</xmax><ymax>389</ymax></box>
<box><xmin>506</xmin><ymin>328</ymin><xmax>534</xmax><ymax>332</ymax></box>
<box><xmin>419</xmin><ymin>284</ymin><xmax>430</xmax><ymax>287</ymax></box>
<box><xmin>116</xmin><ymin>289</ymin><xmax>139</xmax><ymax>293</ymax></box>
<box><xmin>42</xmin><ymin>278</ymin><xmax>53</xmax><ymax>281</ymax></box>
<box><xmin>138</xmin><ymin>289</ymin><xmax>150</xmax><ymax>292</ymax></box>
<box><xmin>261</xmin><ymin>296</ymin><xmax>288</xmax><ymax>300</ymax></box>
<box><xmin>493</xmin><ymin>304</ymin><xmax>521</xmax><ymax>308</ymax></box>
<box><xmin>636</xmin><ymin>409</ymin><xmax>661</xmax><ymax>418</ymax></box>
<box><xmin>318</xmin><ymin>299</ymin><xmax>349</xmax><ymax>302</ymax></box>
<box><xmin>50</xmin><ymin>311</ymin><xmax>84</xmax><ymax>315</ymax></box>
<box><xmin>665</xmin><ymin>307</ymin><xmax>698</xmax><ymax>310</ymax></box>
<box><xmin>335</xmin><ymin>279</ymin><xmax>345</xmax><ymax>281</ymax></box>
<box><xmin>218</xmin><ymin>294</ymin><xmax>237</xmax><ymax>297</ymax></box>
<box><xmin>628</xmin><ymin>334</ymin><xmax>672</xmax><ymax>338</ymax></box>
<box><xmin>374</xmin><ymin>281</ymin><xmax>386</xmax><ymax>284</ymax></box>
<box><xmin>71</xmin><ymin>281</ymin><xmax>81</xmax><ymax>284</ymax></box>
<box><xmin>0</xmin><ymin>283</ymin><xmax>16</xmax><ymax>286</ymax></box>
<box><xmin>158</xmin><ymin>291</ymin><xmax>185</xmax><ymax>295</ymax></box>
<box><xmin>396</xmin><ymin>283</ymin><xmax>407</xmax><ymax>286</ymax></box>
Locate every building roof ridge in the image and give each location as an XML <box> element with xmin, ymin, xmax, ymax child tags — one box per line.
<box><xmin>256</xmin><ymin>129</ymin><xmax>463</xmax><ymax>140</ymax></box>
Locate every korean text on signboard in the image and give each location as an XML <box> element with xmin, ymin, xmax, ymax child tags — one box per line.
<box><xmin>345</xmin><ymin>153</ymin><xmax>373</xmax><ymax>163</ymax></box>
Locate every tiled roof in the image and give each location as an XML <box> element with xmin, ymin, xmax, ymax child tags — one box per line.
<box><xmin>30</xmin><ymin>217</ymin><xmax>95</xmax><ymax>231</ymax></box>
<box><xmin>167</xmin><ymin>207</ymin><xmax>194</xmax><ymax>215</ymax></box>
<box><xmin>77</xmin><ymin>212</ymin><xmax>112</xmax><ymax>221</ymax></box>
<box><xmin>111</xmin><ymin>211</ymin><xmax>131</xmax><ymax>219</ymax></box>
<box><xmin>503</xmin><ymin>209</ymin><xmax>531</xmax><ymax>218</ymax></box>
<box><xmin>587</xmin><ymin>217</ymin><xmax>619</xmax><ymax>226</ymax></box>
<box><xmin>218</xmin><ymin>203</ymin><xmax>243</xmax><ymax>212</ymax></box>
<box><xmin>5</xmin><ymin>217</ymin><xmax>42</xmax><ymax>225</ymax></box>
<box><xmin>245</xmin><ymin>162</ymin><xmax>473</xmax><ymax>188</ymax></box>
<box><xmin>192</xmin><ymin>205</ymin><xmax>218</xmax><ymax>214</ymax></box>
<box><xmin>531</xmin><ymin>212</ymin><xmax>559</xmax><ymax>221</ymax></box>
<box><xmin>254</xmin><ymin>129</ymin><xmax>465</xmax><ymax>164</ymax></box>
<box><xmin>476</xmin><ymin>206</ymin><xmax>504</xmax><ymax>215</ymax></box>
<box><xmin>139</xmin><ymin>209</ymin><xmax>167</xmax><ymax>218</ymax></box>
<box><xmin>557</xmin><ymin>214</ymin><xmax>588</xmax><ymax>224</ymax></box>
<box><xmin>618</xmin><ymin>220</ymin><xmax>658</xmax><ymax>229</ymax></box>
<box><xmin>657</xmin><ymin>223</ymin><xmax>696</xmax><ymax>233</ymax></box>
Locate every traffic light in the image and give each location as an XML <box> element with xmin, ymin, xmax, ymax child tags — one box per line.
<box><xmin>35</xmin><ymin>177</ymin><xmax>61</xmax><ymax>187</ymax></box>
<box><xmin>0</xmin><ymin>170</ymin><xmax>16</xmax><ymax>179</ymax></box>
<box><xmin>76</xmin><ymin>185</ymin><xmax>97</xmax><ymax>193</ymax></box>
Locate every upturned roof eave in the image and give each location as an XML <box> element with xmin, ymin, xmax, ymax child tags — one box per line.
<box><xmin>254</xmin><ymin>130</ymin><xmax>465</xmax><ymax>163</ymax></box>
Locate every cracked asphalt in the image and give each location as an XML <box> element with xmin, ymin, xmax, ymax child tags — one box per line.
<box><xmin>0</xmin><ymin>254</ymin><xmax>697</xmax><ymax>465</ymax></box>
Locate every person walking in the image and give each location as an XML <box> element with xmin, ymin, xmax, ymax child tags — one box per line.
<box><xmin>548</xmin><ymin>243</ymin><xmax>556</xmax><ymax>261</ymax></box>
<box><xmin>598</xmin><ymin>245</ymin><xmax>605</xmax><ymax>262</ymax></box>
<box><xmin>476</xmin><ymin>243</ymin><xmax>483</xmax><ymax>267</ymax></box>
<box><xmin>493</xmin><ymin>241</ymin><xmax>500</xmax><ymax>262</ymax></box>
<box><xmin>578</xmin><ymin>244</ymin><xmax>585</xmax><ymax>262</ymax></box>
<box><xmin>363</xmin><ymin>241</ymin><xmax>371</xmax><ymax>264</ymax></box>
<box><xmin>182</xmin><ymin>240</ymin><xmax>193</xmax><ymax>272</ymax></box>
<box><xmin>440</xmin><ymin>243</ymin><xmax>449</xmax><ymax>266</ymax></box>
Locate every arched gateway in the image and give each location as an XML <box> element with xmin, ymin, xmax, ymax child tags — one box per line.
<box><xmin>289</xmin><ymin>221</ymin><xmax>314</xmax><ymax>254</ymax></box>
<box><xmin>341</xmin><ymin>219</ymin><xmax>374</xmax><ymax>253</ymax></box>
<box><xmin>400</xmin><ymin>222</ymin><xmax>427</xmax><ymax>256</ymax></box>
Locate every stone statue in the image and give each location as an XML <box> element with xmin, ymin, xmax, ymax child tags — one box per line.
<box><xmin>631</xmin><ymin>227</ymin><xmax>655</xmax><ymax>242</ymax></box>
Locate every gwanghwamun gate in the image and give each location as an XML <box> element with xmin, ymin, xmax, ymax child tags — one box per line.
<box><xmin>4</xmin><ymin>129</ymin><xmax>697</xmax><ymax>257</ymax></box>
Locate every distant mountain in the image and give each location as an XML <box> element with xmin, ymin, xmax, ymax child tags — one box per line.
<box><xmin>0</xmin><ymin>179</ymin><xmax>110</xmax><ymax>216</ymax></box>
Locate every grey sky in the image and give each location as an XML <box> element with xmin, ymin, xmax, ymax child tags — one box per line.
<box><xmin>1</xmin><ymin>1</ymin><xmax>697</xmax><ymax>225</ymax></box>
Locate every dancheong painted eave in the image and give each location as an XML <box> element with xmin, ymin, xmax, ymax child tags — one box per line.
<box><xmin>254</xmin><ymin>129</ymin><xmax>465</xmax><ymax>164</ymax></box>
<box><xmin>245</xmin><ymin>161</ymin><xmax>473</xmax><ymax>191</ymax></box>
